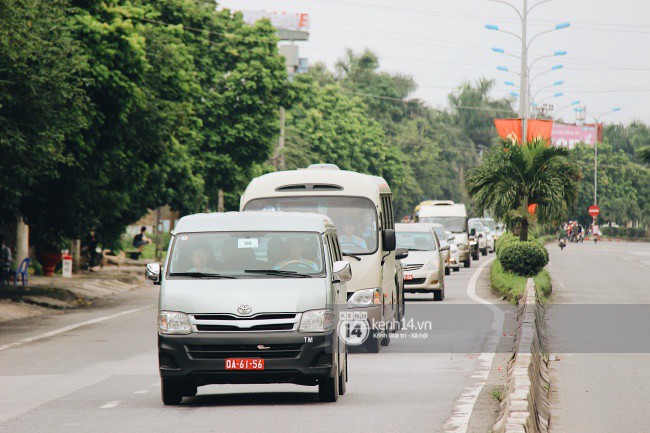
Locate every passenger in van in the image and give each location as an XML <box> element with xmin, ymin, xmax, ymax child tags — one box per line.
<box><xmin>273</xmin><ymin>237</ymin><xmax>319</xmax><ymax>272</ymax></box>
<box><xmin>338</xmin><ymin>219</ymin><xmax>367</xmax><ymax>250</ymax></box>
<box><xmin>266</xmin><ymin>237</ymin><xmax>287</xmax><ymax>267</ymax></box>
<box><xmin>188</xmin><ymin>244</ymin><xmax>218</xmax><ymax>273</ymax></box>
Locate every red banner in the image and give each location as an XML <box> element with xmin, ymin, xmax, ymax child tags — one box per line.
<box><xmin>494</xmin><ymin>119</ymin><xmax>522</xmax><ymax>143</ymax></box>
<box><xmin>494</xmin><ymin>119</ymin><xmax>553</xmax><ymax>144</ymax></box>
<box><xmin>526</xmin><ymin>119</ymin><xmax>553</xmax><ymax>143</ymax></box>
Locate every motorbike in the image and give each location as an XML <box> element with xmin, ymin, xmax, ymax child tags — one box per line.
<box><xmin>558</xmin><ymin>238</ymin><xmax>567</xmax><ymax>250</ymax></box>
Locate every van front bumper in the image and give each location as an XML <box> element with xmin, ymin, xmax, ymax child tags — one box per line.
<box><xmin>158</xmin><ymin>331</ymin><xmax>335</xmax><ymax>386</ymax></box>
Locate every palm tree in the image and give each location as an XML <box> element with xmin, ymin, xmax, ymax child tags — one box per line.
<box><xmin>466</xmin><ymin>138</ymin><xmax>581</xmax><ymax>241</ymax></box>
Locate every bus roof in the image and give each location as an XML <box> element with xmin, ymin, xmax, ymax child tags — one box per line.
<box><xmin>241</xmin><ymin>165</ymin><xmax>391</xmax><ymax>208</ymax></box>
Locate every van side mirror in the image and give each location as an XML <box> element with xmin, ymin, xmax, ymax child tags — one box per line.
<box><xmin>146</xmin><ymin>263</ymin><xmax>161</xmax><ymax>285</ymax></box>
<box><xmin>395</xmin><ymin>248</ymin><xmax>409</xmax><ymax>260</ymax></box>
<box><xmin>382</xmin><ymin>229</ymin><xmax>396</xmax><ymax>252</ymax></box>
<box><xmin>332</xmin><ymin>261</ymin><xmax>352</xmax><ymax>283</ymax></box>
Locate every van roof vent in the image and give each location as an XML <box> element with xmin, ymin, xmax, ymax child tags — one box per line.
<box><xmin>276</xmin><ymin>183</ymin><xmax>343</xmax><ymax>192</ymax></box>
<box><xmin>306</xmin><ymin>164</ymin><xmax>340</xmax><ymax>170</ymax></box>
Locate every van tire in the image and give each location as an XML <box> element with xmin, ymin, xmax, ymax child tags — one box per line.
<box><xmin>365</xmin><ymin>332</ymin><xmax>381</xmax><ymax>353</ymax></box>
<box><xmin>161</xmin><ymin>379</ymin><xmax>183</xmax><ymax>405</ymax></box>
<box><xmin>481</xmin><ymin>247</ymin><xmax>488</xmax><ymax>256</ymax></box>
<box><xmin>380</xmin><ymin>331</ymin><xmax>391</xmax><ymax>346</ymax></box>
<box><xmin>445</xmin><ymin>266</ymin><xmax>450</xmax><ymax>276</ymax></box>
<box><xmin>182</xmin><ymin>384</ymin><xmax>197</xmax><ymax>397</ymax></box>
<box><xmin>464</xmin><ymin>259</ymin><xmax>471</xmax><ymax>268</ymax></box>
<box><xmin>453</xmin><ymin>266</ymin><xmax>460</xmax><ymax>272</ymax></box>
<box><xmin>433</xmin><ymin>287</ymin><xmax>445</xmax><ymax>301</ymax></box>
<box><xmin>319</xmin><ymin>361</ymin><xmax>340</xmax><ymax>402</ymax></box>
<box><xmin>472</xmin><ymin>249</ymin><xmax>480</xmax><ymax>261</ymax></box>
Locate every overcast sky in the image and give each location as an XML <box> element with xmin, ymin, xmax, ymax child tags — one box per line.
<box><xmin>218</xmin><ymin>0</ymin><xmax>650</xmax><ymax>124</ymax></box>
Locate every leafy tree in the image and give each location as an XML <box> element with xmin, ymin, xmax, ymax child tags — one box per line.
<box><xmin>0</xmin><ymin>0</ymin><xmax>87</xmax><ymax>226</ymax></box>
<box><xmin>284</xmin><ymin>74</ymin><xmax>404</xmax><ymax>189</ymax></box>
<box><xmin>466</xmin><ymin>139</ymin><xmax>582</xmax><ymax>241</ymax></box>
<box><xmin>448</xmin><ymin>78</ymin><xmax>516</xmax><ymax>151</ymax></box>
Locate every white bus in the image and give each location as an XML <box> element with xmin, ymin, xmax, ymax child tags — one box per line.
<box><xmin>415</xmin><ymin>201</ymin><xmax>474</xmax><ymax>268</ymax></box>
<box><xmin>240</xmin><ymin>164</ymin><xmax>404</xmax><ymax>352</ymax></box>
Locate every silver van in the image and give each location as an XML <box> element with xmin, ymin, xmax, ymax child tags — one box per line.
<box><xmin>146</xmin><ymin>212</ymin><xmax>351</xmax><ymax>405</ymax></box>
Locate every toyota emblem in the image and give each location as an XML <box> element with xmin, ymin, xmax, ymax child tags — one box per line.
<box><xmin>237</xmin><ymin>304</ymin><xmax>252</xmax><ymax>315</ymax></box>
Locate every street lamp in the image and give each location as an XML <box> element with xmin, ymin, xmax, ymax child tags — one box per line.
<box><xmin>591</xmin><ymin>107</ymin><xmax>622</xmax><ymax>211</ymax></box>
<box><xmin>486</xmin><ymin>1</ymin><xmax>570</xmax><ymax>139</ymax></box>
<box><xmin>531</xmin><ymin>80</ymin><xmax>564</xmax><ymax>104</ymax></box>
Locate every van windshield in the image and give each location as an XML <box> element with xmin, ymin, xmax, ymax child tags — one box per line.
<box><xmin>396</xmin><ymin>231</ymin><xmax>436</xmax><ymax>251</ymax></box>
<box><xmin>419</xmin><ymin>217</ymin><xmax>466</xmax><ymax>233</ymax></box>
<box><xmin>244</xmin><ymin>197</ymin><xmax>378</xmax><ymax>254</ymax></box>
<box><xmin>167</xmin><ymin>232</ymin><xmax>325</xmax><ymax>278</ymax></box>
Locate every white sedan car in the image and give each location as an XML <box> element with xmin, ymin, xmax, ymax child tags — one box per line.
<box><xmin>446</xmin><ymin>230</ymin><xmax>461</xmax><ymax>272</ymax></box>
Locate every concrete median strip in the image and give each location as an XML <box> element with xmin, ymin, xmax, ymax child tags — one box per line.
<box><xmin>492</xmin><ymin>278</ymin><xmax>550</xmax><ymax>433</ymax></box>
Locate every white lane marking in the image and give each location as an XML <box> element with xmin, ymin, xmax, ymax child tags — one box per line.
<box><xmin>99</xmin><ymin>400</ymin><xmax>122</xmax><ymax>409</ymax></box>
<box><xmin>444</xmin><ymin>256</ymin><xmax>502</xmax><ymax>433</ymax></box>
<box><xmin>134</xmin><ymin>390</ymin><xmax>149</xmax><ymax>394</ymax></box>
<box><xmin>0</xmin><ymin>306</ymin><xmax>152</xmax><ymax>352</ymax></box>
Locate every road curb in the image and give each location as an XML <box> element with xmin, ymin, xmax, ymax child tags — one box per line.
<box><xmin>492</xmin><ymin>278</ymin><xmax>550</xmax><ymax>433</ymax></box>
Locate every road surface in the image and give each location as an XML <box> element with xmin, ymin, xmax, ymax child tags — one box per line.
<box><xmin>547</xmin><ymin>241</ymin><xmax>650</xmax><ymax>433</ymax></box>
<box><xmin>0</xmin><ymin>257</ymin><xmax>511</xmax><ymax>433</ymax></box>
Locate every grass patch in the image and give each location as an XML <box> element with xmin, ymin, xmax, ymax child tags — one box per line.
<box><xmin>491</xmin><ymin>260</ymin><xmax>527</xmax><ymax>304</ymax></box>
<box><xmin>533</xmin><ymin>269</ymin><xmax>552</xmax><ymax>301</ymax></box>
<box><xmin>489</xmin><ymin>385</ymin><xmax>506</xmax><ymax>402</ymax></box>
<box><xmin>491</xmin><ymin>260</ymin><xmax>553</xmax><ymax>304</ymax></box>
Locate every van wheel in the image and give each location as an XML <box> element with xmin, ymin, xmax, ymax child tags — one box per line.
<box><xmin>472</xmin><ymin>250</ymin><xmax>480</xmax><ymax>261</ymax></box>
<box><xmin>161</xmin><ymin>379</ymin><xmax>183</xmax><ymax>405</ymax></box>
<box><xmin>318</xmin><ymin>361</ymin><xmax>340</xmax><ymax>402</ymax></box>
<box><xmin>464</xmin><ymin>259</ymin><xmax>471</xmax><ymax>268</ymax></box>
<box><xmin>380</xmin><ymin>331</ymin><xmax>391</xmax><ymax>346</ymax></box>
<box><xmin>445</xmin><ymin>266</ymin><xmax>450</xmax><ymax>276</ymax></box>
<box><xmin>453</xmin><ymin>266</ymin><xmax>460</xmax><ymax>272</ymax></box>
<box><xmin>182</xmin><ymin>383</ymin><xmax>197</xmax><ymax>397</ymax></box>
<box><xmin>364</xmin><ymin>332</ymin><xmax>381</xmax><ymax>353</ymax></box>
<box><xmin>433</xmin><ymin>287</ymin><xmax>445</xmax><ymax>301</ymax></box>
<box><xmin>481</xmin><ymin>247</ymin><xmax>488</xmax><ymax>256</ymax></box>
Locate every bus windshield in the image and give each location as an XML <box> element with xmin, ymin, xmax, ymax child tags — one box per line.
<box><xmin>419</xmin><ymin>216</ymin><xmax>466</xmax><ymax>233</ymax></box>
<box><xmin>244</xmin><ymin>196</ymin><xmax>378</xmax><ymax>254</ymax></box>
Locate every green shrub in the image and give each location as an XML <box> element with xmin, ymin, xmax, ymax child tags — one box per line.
<box><xmin>499</xmin><ymin>240</ymin><xmax>549</xmax><ymax>277</ymax></box>
<box><xmin>495</xmin><ymin>232</ymin><xmax>517</xmax><ymax>257</ymax></box>
<box><xmin>533</xmin><ymin>269</ymin><xmax>552</xmax><ymax>300</ymax></box>
<box><xmin>601</xmin><ymin>226</ymin><xmax>648</xmax><ymax>238</ymax></box>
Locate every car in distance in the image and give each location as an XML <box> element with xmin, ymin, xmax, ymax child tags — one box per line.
<box><xmin>395</xmin><ymin>223</ymin><xmax>449</xmax><ymax>301</ymax></box>
<box><xmin>445</xmin><ymin>230</ymin><xmax>461</xmax><ymax>272</ymax></box>
<box><xmin>147</xmin><ymin>211</ymin><xmax>350</xmax><ymax>405</ymax></box>
<box><xmin>468</xmin><ymin>218</ymin><xmax>488</xmax><ymax>257</ymax></box>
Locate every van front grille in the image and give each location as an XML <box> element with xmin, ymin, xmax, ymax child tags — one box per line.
<box><xmin>190</xmin><ymin>313</ymin><xmax>299</xmax><ymax>333</ymax></box>
<box><xmin>195</xmin><ymin>323</ymin><xmax>295</xmax><ymax>332</ymax></box>
<box><xmin>186</xmin><ymin>343</ymin><xmax>304</xmax><ymax>359</ymax></box>
<box><xmin>403</xmin><ymin>264</ymin><xmax>423</xmax><ymax>271</ymax></box>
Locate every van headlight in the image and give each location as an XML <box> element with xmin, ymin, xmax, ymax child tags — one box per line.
<box><xmin>158</xmin><ymin>311</ymin><xmax>191</xmax><ymax>335</ymax></box>
<box><xmin>348</xmin><ymin>288</ymin><xmax>382</xmax><ymax>307</ymax></box>
<box><xmin>299</xmin><ymin>309</ymin><xmax>335</xmax><ymax>332</ymax></box>
<box><xmin>423</xmin><ymin>260</ymin><xmax>439</xmax><ymax>271</ymax></box>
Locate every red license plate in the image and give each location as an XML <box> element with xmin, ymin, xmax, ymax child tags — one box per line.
<box><xmin>225</xmin><ymin>358</ymin><xmax>265</xmax><ymax>370</ymax></box>
<box><xmin>404</xmin><ymin>274</ymin><xmax>413</xmax><ymax>281</ymax></box>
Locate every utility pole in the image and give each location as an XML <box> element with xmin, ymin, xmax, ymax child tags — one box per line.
<box><xmin>519</xmin><ymin>0</ymin><xmax>529</xmax><ymax>141</ymax></box>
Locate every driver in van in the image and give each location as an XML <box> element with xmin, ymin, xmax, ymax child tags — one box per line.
<box><xmin>273</xmin><ymin>237</ymin><xmax>319</xmax><ymax>272</ymax></box>
<box><xmin>188</xmin><ymin>244</ymin><xmax>218</xmax><ymax>273</ymax></box>
<box><xmin>339</xmin><ymin>219</ymin><xmax>367</xmax><ymax>250</ymax></box>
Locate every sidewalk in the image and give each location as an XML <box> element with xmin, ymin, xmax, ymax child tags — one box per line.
<box><xmin>0</xmin><ymin>266</ymin><xmax>146</xmax><ymax>324</ymax></box>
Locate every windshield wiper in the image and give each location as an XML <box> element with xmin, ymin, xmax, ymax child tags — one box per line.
<box><xmin>169</xmin><ymin>272</ymin><xmax>236</xmax><ymax>279</ymax></box>
<box><xmin>244</xmin><ymin>269</ymin><xmax>312</xmax><ymax>278</ymax></box>
<box><xmin>342</xmin><ymin>252</ymin><xmax>362</xmax><ymax>261</ymax></box>
<box><xmin>407</xmin><ymin>248</ymin><xmax>431</xmax><ymax>252</ymax></box>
